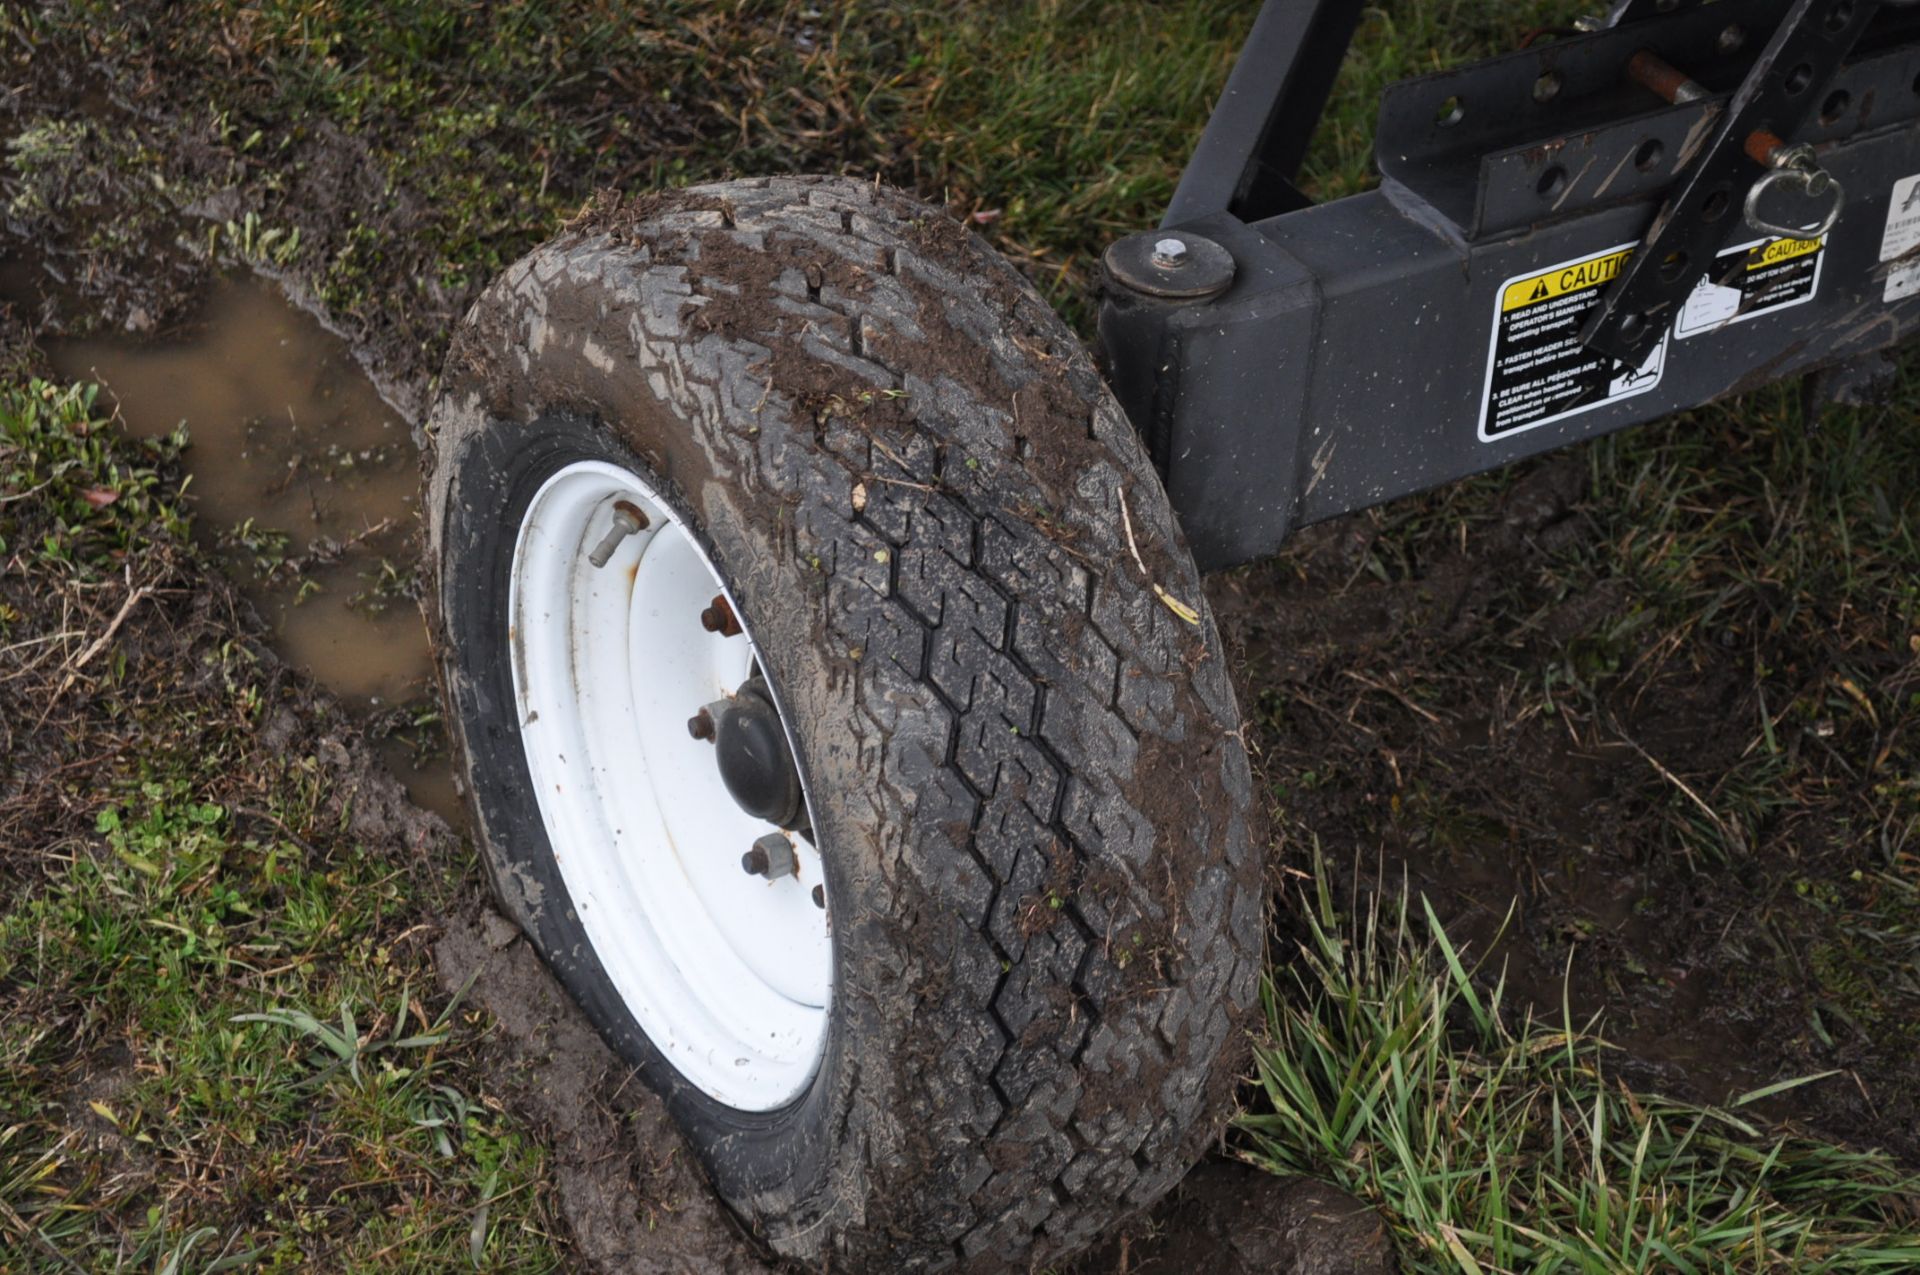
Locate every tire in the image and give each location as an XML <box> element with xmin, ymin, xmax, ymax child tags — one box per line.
<box><xmin>422</xmin><ymin>175</ymin><xmax>1263</xmax><ymax>1272</ymax></box>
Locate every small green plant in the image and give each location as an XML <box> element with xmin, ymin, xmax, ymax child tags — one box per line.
<box><xmin>221</xmin><ymin>516</ymin><xmax>292</xmax><ymax>578</ymax></box>
<box><xmin>348</xmin><ymin>556</ymin><xmax>415</xmax><ymax>615</ymax></box>
<box><xmin>4</xmin><ymin>118</ymin><xmax>89</xmax><ymax>221</ymax></box>
<box><xmin>207</xmin><ymin>210</ymin><xmax>303</xmax><ymax>267</ymax></box>
<box><xmin>0</xmin><ymin>378</ymin><xmax>191</xmax><ymax>567</ymax></box>
<box><xmin>1240</xmin><ymin>866</ymin><xmax>1920</xmax><ymax>1272</ymax></box>
<box><xmin>231</xmin><ymin>990</ymin><xmax>450</xmax><ymax>1087</ymax></box>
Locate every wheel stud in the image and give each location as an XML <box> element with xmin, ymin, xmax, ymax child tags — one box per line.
<box><xmin>587</xmin><ymin>500</ymin><xmax>649</xmax><ymax>569</ymax></box>
<box><xmin>689</xmin><ymin>698</ymin><xmax>731</xmax><ymax>745</ymax></box>
<box><xmin>811</xmin><ymin>884</ymin><xmax>826</xmax><ymax>909</ymax></box>
<box><xmin>742</xmin><ymin>832</ymin><xmax>797</xmax><ymax>881</ymax></box>
<box><xmin>700</xmin><ymin>594</ymin><xmax>742</xmax><ymax>637</ymax></box>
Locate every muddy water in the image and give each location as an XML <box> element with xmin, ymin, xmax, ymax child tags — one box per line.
<box><xmin>28</xmin><ymin>275</ymin><xmax>460</xmax><ymax>822</ymax></box>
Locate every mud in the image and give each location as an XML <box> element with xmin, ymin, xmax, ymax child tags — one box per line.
<box><xmin>1069</xmin><ymin>1161</ymin><xmax>1396</xmax><ymax>1275</ymax></box>
<box><xmin>1</xmin><ymin>262</ymin><xmax>458</xmax><ymax>822</ymax></box>
<box><xmin>432</xmin><ymin>892</ymin><xmax>1388</xmax><ymax>1275</ymax></box>
<box><xmin>7</xmin><ymin>8</ymin><xmax>1916</xmax><ymax>1268</ymax></box>
<box><xmin>433</xmin><ymin>907</ymin><xmax>780</xmax><ymax>1275</ymax></box>
<box><xmin>1212</xmin><ymin>454</ymin><xmax>1920</xmax><ymax>1160</ymax></box>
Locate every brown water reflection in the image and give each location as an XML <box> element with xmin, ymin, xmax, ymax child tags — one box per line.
<box><xmin>33</xmin><ymin>276</ymin><xmax>458</xmax><ymax>823</ymax></box>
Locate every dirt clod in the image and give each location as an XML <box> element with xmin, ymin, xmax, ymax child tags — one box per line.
<box><xmin>1071</xmin><ymin>1159</ymin><xmax>1396</xmax><ymax>1275</ymax></box>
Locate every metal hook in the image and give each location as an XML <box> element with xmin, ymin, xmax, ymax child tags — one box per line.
<box><xmin>1744</xmin><ymin>146</ymin><xmax>1845</xmax><ymax>241</ymax></box>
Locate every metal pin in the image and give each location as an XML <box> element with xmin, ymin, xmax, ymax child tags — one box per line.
<box><xmin>588</xmin><ymin>501</ymin><xmax>649</xmax><ymax>569</ymax></box>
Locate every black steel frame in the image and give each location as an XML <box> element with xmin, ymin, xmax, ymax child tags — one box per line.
<box><xmin>1099</xmin><ymin>0</ymin><xmax>1920</xmax><ymax>572</ymax></box>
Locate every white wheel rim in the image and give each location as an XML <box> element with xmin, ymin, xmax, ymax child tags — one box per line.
<box><xmin>509</xmin><ymin>459</ymin><xmax>830</xmax><ymax>1111</ymax></box>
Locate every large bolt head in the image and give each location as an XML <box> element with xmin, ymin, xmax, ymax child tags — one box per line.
<box><xmin>1150</xmin><ymin>236</ymin><xmax>1189</xmax><ymax>268</ymax></box>
<box><xmin>700</xmin><ymin>593</ymin><xmax>742</xmax><ymax>637</ymax></box>
<box><xmin>742</xmin><ymin>832</ymin><xmax>797</xmax><ymax>881</ymax></box>
<box><xmin>1104</xmin><ymin>230</ymin><xmax>1235</xmax><ymax>301</ymax></box>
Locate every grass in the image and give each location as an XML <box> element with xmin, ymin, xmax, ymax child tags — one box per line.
<box><xmin>24</xmin><ymin>0</ymin><xmax>1265</xmax><ymax>337</ymax></box>
<box><xmin>1241</xmin><ymin>866</ymin><xmax>1920</xmax><ymax>1272</ymax></box>
<box><xmin>5</xmin><ymin>0</ymin><xmax>1920</xmax><ymax>1268</ymax></box>
<box><xmin>0</xmin><ymin>376</ymin><xmax>562</xmax><ymax>1269</ymax></box>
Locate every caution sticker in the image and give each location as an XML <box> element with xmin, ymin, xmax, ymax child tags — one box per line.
<box><xmin>1675</xmin><ymin>234</ymin><xmax>1825</xmax><ymax>338</ymax></box>
<box><xmin>1881</xmin><ymin>174</ymin><xmax>1920</xmax><ymax>303</ymax></box>
<box><xmin>1479</xmin><ymin>244</ymin><xmax>1668</xmax><ymax>442</ymax></box>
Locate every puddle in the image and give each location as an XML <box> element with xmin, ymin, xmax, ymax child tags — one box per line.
<box><xmin>10</xmin><ymin>270</ymin><xmax>459</xmax><ymax>824</ymax></box>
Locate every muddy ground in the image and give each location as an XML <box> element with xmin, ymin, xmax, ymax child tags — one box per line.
<box><xmin>4</xmin><ymin>2</ymin><xmax>1919</xmax><ymax>1270</ymax></box>
<box><xmin>1213</xmin><ymin>456</ymin><xmax>1920</xmax><ymax>1160</ymax></box>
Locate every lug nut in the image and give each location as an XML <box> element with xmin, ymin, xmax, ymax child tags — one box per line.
<box><xmin>587</xmin><ymin>500</ymin><xmax>650</xmax><ymax>569</ymax></box>
<box><xmin>741</xmin><ymin>832</ymin><xmax>797</xmax><ymax>881</ymax></box>
<box><xmin>811</xmin><ymin>884</ymin><xmax>826</xmax><ymax>909</ymax></box>
<box><xmin>1150</xmin><ymin>236</ymin><xmax>1189</xmax><ymax>269</ymax></box>
<box><xmin>690</xmin><ymin>697</ymin><xmax>732</xmax><ymax>745</ymax></box>
<box><xmin>701</xmin><ymin>594</ymin><xmax>742</xmax><ymax>637</ymax></box>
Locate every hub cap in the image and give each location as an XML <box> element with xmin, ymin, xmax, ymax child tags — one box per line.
<box><xmin>508</xmin><ymin>459</ymin><xmax>830</xmax><ymax>1110</ymax></box>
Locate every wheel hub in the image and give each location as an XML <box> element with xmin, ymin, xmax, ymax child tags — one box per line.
<box><xmin>507</xmin><ymin>458</ymin><xmax>831</xmax><ymax>1111</ymax></box>
<box><xmin>710</xmin><ymin>678</ymin><xmax>807</xmax><ymax>831</ymax></box>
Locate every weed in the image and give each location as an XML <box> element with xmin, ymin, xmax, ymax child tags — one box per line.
<box><xmin>1242</xmin><ymin>866</ymin><xmax>1920</xmax><ymax>1271</ymax></box>
<box><xmin>206</xmin><ymin>211</ymin><xmax>303</xmax><ymax>268</ymax></box>
<box><xmin>0</xmin><ymin>380</ymin><xmax>563</xmax><ymax>1269</ymax></box>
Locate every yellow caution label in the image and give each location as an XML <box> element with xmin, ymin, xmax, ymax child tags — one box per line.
<box><xmin>1501</xmin><ymin>248</ymin><xmax>1636</xmax><ymax>312</ymax></box>
<box><xmin>1748</xmin><ymin>236</ymin><xmax>1822</xmax><ymax>269</ymax></box>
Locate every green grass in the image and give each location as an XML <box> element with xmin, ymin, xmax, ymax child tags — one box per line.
<box><xmin>8</xmin><ymin>0</ymin><xmax>1920</xmax><ymax>1269</ymax></box>
<box><xmin>1241</xmin><ymin>867</ymin><xmax>1920</xmax><ymax>1272</ymax></box>
<box><xmin>0</xmin><ymin>377</ymin><xmax>562</xmax><ymax>1270</ymax></box>
<box><xmin>31</xmin><ymin>0</ymin><xmax>1259</xmax><ymax>329</ymax></box>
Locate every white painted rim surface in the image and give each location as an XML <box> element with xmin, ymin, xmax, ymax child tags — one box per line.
<box><xmin>508</xmin><ymin>459</ymin><xmax>830</xmax><ymax>1111</ymax></box>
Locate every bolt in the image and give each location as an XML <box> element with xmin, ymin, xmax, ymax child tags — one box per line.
<box><xmin>690</xmin><ymin>697</ymin><xmax>731</xmax><ymax>743</ymax></box>
<box><xmin>812</xmin><ymin>884</ymin><xmax>826</xmax><ymax>909</ymax></box>
<box><xmin>1149</xmin><ymin>237</ymin><xmax>1188</xmax><ymax>269</ymax></box>
<box><xmin>741</xmin><ymin>832</ymin><xmax>797</xmax><ymax>881</ymax></box>
<box><xmin>700</xmin><ymin>594</ymin><xmax>742</xmax><ymax>637</ymax></box>
<box><xmin>587</xmin><ymin>501</ymin><xmax>650</xmax><ymax>569</ymax></box>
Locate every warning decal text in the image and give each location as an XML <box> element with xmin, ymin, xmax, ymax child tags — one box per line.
<box><xmin>1480</xmin><ymin>244</ymin><xmax>1668</xmax><ymax>442</ymax></box>
<box><xmin>1675</xmin><ymin>235</ymin><xmax>1825</xmax><ymax>339</ymax></box>
<box><xmin>1882</xmin><ymin>174</ymin><xmax>1920</xmax><ymax>303</ymax></box>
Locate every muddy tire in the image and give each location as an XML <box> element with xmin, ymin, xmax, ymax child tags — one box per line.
<box><xmin>422</xmin><ymin>176</ymin><xmax>1263</xmax><ymax>1272</ymax></box>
